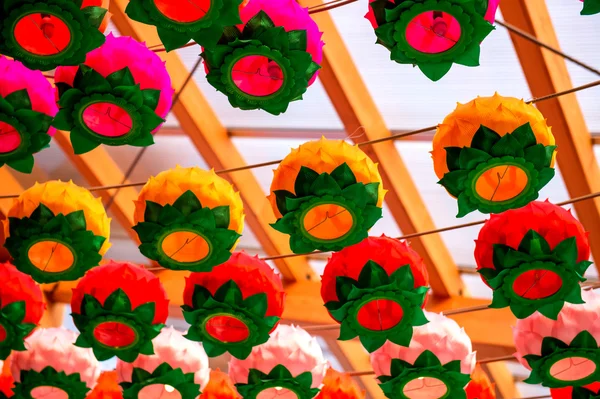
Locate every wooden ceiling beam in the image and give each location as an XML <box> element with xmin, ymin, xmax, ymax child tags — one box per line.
<box><xmin>109</xmin><ymin>0</ymin><xmax>315</xmax><ymax>283</ymax></box>
<box><xmin>299</xmin><ymin>0</ymin><xmax>462</xmax><ymax>298</ymax></box>
<box><xmin>500</xmin><ymin>0</ymin><xmax>600</xmax><ymax>273</ymax></box>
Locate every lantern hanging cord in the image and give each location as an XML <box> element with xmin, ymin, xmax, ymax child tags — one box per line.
<box><xmin>2</xmin><ymin>78</ymin><xmax>598</xmax><ymax>200</ymax></box>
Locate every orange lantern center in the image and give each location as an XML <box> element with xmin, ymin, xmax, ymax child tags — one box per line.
<box><xmin>14</xmin><ymin>13</ymin><xmax>71</xmax><ymax>56</ymax></box>
<box><xmin>0</xmin><ymin>121</ymin><xmax>21</xmax><ymax>154</ymax></box>
<box><xmin>28</xmin><ymin>240</ymin><xmax>75</xmax><ymax>273</ymax></box>
<box><xmin>356</xmin><ymin>299</ymin><xmax>404</xmax><ymax>331</ymax></box>
<box><xmin>232</xmin><ymin>56</ymin><xmax>285</xmax><ymax>97</ymax></box>
<box><xmin>161</xmin><ymin>231</ymin><xmax>210</xmax><ymax>263</ymax></box>
<box><xmin>30</xmin><ymin>387</ymin><xmax>69</xmax><ymax>399</ymax></box>
<box><xmin>549</xmin><ymin>357</ymin><xmax>597</xmax><ymax>382</ymax></box>
<box><xmin>403</xmin><ymin>377</ymin><xmax>448</xmax><ymax>399</ymax></box>
<box><xmin>205</xmin><ymin>315</ymin><xmax>250</xmax><ymax>343</ymax></box>
<box><xmin>82</xmin><ymin>102</ymin><xmax>133</xmax><ymax>138</ymax></box>
<box><xmin>302</xmin><ymin>203</ymin><xmax>354</xmax><ymax>241</ymax></box>
<box><xmin>93</xmin><ymin>321</ymin><xmax>137</xmax><ymax>348</ymax></box>
<box><xmin>257</xmin><ymin>388</ymin><xmax>298</xmax><ymax>399</ymax></box>
<box><xmin>475</xmin><ymin>165</ymin><xmax>529</xmax><ymax>202</ymax></box>
<box><xmin>139</xmin><ymin>384</ymin><xmax>183</xmax><ymax>399</ymax></box>
<box><xmin>406</xmin><ymin>11</ymin><xmax>461</xmax><ymax>54</ymax></box>
<box><xmin>512</xmin><ymin>269</ymin><xmax>563</xmax><ymax>299</ymax></box>
<box><xmin>154</xmin><ymin>0</ymin><xmax>211</xmax><ymax>23</ymax></box>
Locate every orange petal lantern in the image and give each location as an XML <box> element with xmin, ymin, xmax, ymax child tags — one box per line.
<box><xmin>465</xmin><ymin>365</ymin><xmax>495</xmax><ymax>399</ymax></box>
<box><xmin>0</xmin><ymin>358</ymin><xmax>14</xmax><ymax>397</ymax></box>
<box><xmin>200</xmin><ymin>369</ymin><xmax>241</xmax><ymax>399</ymax></box>
<box><xmin>315</xmin><ymin>368</ymin><xmax>365</xmax><ymax>399</ymax></box>
<box><xmin>86</xmin><ymin>371</ymin><xmax>123</xmax><ymax>399</ymax></box>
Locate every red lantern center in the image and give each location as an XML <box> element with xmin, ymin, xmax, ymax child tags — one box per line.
<box><xmin>205</xmin><ymin>315</ymin><xmax>250</xmax><ymax>343</ymax></box>
<box><xmin>512</xmin><ymin>269</ymin><xmax>563</xmax><ymax>299</ymax></box>
<box><xmin>82</xmin><ymin>102</ymin><xmax>133</xmax><ymax>138</ymax></box>
<box><xmin>138</xmin><ymin>384</ymin><xmax>183</xmax><ymax>399</ymax></box>
<box><xmin>402</xmin><ymin>377</ymin><xmax>448</xmax><ymax>399</ymax></box>
<box><xmin>257</xmin><ymin>388</ymin><xmax>298</xmax><ymax>399</ymax></box>
<box><xmin>30</xmin><ymin>386</ymin><xmax>69</xmax><ymax>399</ymax></box>
<box><xmin>0</xmin><ymin>325</ymin><xmax>7</xmax><ymax>343</ymax></box>
<box><xmin>232</xmin><ymin>56</ymin><xmax>284</xmax><ymax>97</ymax></box>
<box><xmin>0</xmin><ymin>121</ymin><xmax>21</xmax><ymax>154</ymax></box>
<box><xmin>356</xmin><ymin>299</ymin><xmax>404</xmax><ymax>331</ymax></box>
<box><xmin>406</xmin><ymin>11</ymin><xmax>461</xmax><ymax>54</ymax></box>
<box><xmin>154</xmin><ymin>0</ymin><xmax>211</xmax><ymax>23</ymax></box>
<box><xmin>549</xmin><ymin>357</ymin><xmax>597</xmax><ymax>382</ymax></box>
<box><xmin>14</xmin><ymin>13</ymin><xmax>71</xmax><ymax>56</ymax></box>
<box><xmin>93</xmin><ymin>321</ymin><xmax>137</xmax><ymax>348</ymax></box>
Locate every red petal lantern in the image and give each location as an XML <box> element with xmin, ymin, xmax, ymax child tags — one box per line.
<box><xmin>0</xmin><ymin>262</ymin><xmax>45</xmax><ymax>360</ymax></box>
<box><xmin>71</xmin><ymin>261</ymin><xmax>169</xmax><ymax>362</ymax></box>
<box><xmin>551</xmin><ymin>383</ymin><xmax>600</xmax><ymax>398</ymax></box>
<box><xmin>182</xmin><ymin>252</ymin><xmax>285</xmax><ymax>359</ymax></box>
<box><xmin>321</xmin><ymin>235</ymin><xmax>429</xmax><ymax>352</ymax></box>
<box><xmin>466</xmin><ymin>364</ymin><xmax>495</xmax><ymax>399</ymax></box>
<box><xmin>475</xmin><ymin>201</ymin><xmax>591</xmax><ymax>320</ymax></box>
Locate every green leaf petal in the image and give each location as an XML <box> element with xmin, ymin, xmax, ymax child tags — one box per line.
<box><xmin>7</xmin><ymin>155</ymin><xmax>34</xmax><ymax>174</ymax></box>
<box><xmin>104</xmin><ymin>289</ymin><xmax>133</xmax><ymax>313</ymax></box>
<box><xmin>490</xmin><ymin>134</ymin><xmax>524</xmax><ymax>158</ymax></box>
<box><xmin>511</xmin><ymin>123</ymin><xmax>537</xmax><ymax>148</ymax></box>
<box><xmin>113</xmin><ymin>86</ymin><xmax>144</xmax><ymax>109</ymax></box>
<box><xmin>106</xmin><ymin>67</ymin><xmax>136</xmax><ymax>88</ymax></box>
<box><xmin>82</xmin><ymin>6</ymin><xmax>108</xmax><ymax>29</ymax></box>
<box><xmin>212</xmin><ymin>206</ymin><xmax>231</xmax><ymax>229</ymax></box>
<box><xmin>70</xmin><ymin>130</ymin><xmax>100</xmax><ymax>155</ymax></box>
<box><xmin>518</xmin><ymin>230</ymin><xmax>551</xmax><ymax>256</ymax></box>
<box><xmin>172</xmin><ymin>191</ymin><xmax>202</xmax><ymax>216</ymax></box>
<box><xmin>330</xmin><ymin>163</ymin><xmax>357</xmax><ymax>188</ymax></box>
<box><xmin>4</xmin><ymin>90</ymin><xmax>31</xmax><ymax>110</ymax></box>
<box><xmin>459</xmin><ymin>147</ymin><xmax>492</xmax><ymax>170</ymax></box>
<box><xmin>418</xmin><ymin>62</ymin><xmax>453</xmax><ymax>82</ymax></box>
<box><xmin>471</xmin><ymin>125</ymin><xmax>501</xmax><ymax>152</ymax></box>
<box><xmin>141</xmin><ymin>89</ymin><xmax>161</xmax><ymax>110</ymax></box>
<box><xmin>157</xmin><ymin>27</ymin><xmax>192</xmax><ymax>52</ymax></box>
<box><xmin>454</xmin><ymin>43</ymin><xmax>481</xmax><ymax>67</ymax></box>
<box><xmin>294</xmin><ymin>167</ymin><xmax>320</xmax><ymax>197</ymax></box>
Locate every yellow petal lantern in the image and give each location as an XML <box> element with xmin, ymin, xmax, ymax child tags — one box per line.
<box><xmin>133</xmin><ymin>166</ymin><xmax>244</xmax><ymax>272</ymax></box>
<box><xmin>3</xmin><ymin>180</ymin><xmax>110</xmax><ymax>283</ymax></box>
<box><xmin>269</xmin><ymin>138</ymin><xmax>386</xmax><ymax>253</ymax></box>
<box><xmin>432</xmin><ymin>93</ymin><xmax>556</xmax><ymax>217</ymax></box>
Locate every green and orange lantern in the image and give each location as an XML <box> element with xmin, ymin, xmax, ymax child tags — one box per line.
<box><xmin>475</xmin><ymin>201</ymin><xmax>591</xmax><ymax>320</ymax></box>
<box><xmin>321</xmin><ymin>236</ymin><xmax>430</xmax><ymax>352</ymax></box>
<box><xmin>70</xmin><ymin>261</ymin><xmax>169</xmax><ymax>362</ymax></box>
<box><xmin>182</xmin><ymin>252</ymin><xmax>285</xmax><ymax>359</ymax></box>
<box><xmin>0</xmin><ymin>0</ymin><xmax>110</xmax><ymax>71</ymax></box>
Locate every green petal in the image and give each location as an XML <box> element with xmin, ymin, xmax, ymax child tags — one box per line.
<box><xmin>7</xmin><ymin>155</ymin><xmax>34</xmax><ymax>174</ymax></box>
<box><xmin>70</xmin><ymin>130</ymin><xmax>101</xmax><ymax>155</ymax></box>
<box><xmin>471</xmin><ymin>125</ymin><xmax>501</xmax><ymax>152</ymax></box>
<box><xmin>157</xmin><ymin>27</ymin><xmax>192</xmax><ymax>52</ymax></box>
<box><xmin>418</xmin><ymin>62</ymin><xmax>453</xmax><ymax>82</ymax></box>
<box><xmin>4</xmin><ymin>89</ymin><xmax>31</xmax><ymax>110</ymax></box>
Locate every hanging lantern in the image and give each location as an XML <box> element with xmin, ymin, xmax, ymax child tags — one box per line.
<box><xmin>10</xmin><ymin>327</ymin><xmax>100</xmax><ymax>398</ymax></box>
<box><xmin>320</xmin><ymin>235</ymin><xmax>429</xmax><ymax>352</ymax></box>
<box><xmin>0</xmin><ymin>263</ymin><xmax>45</xmax><ymax>361</ymax></box>
<box><xmin>269</xmin><ymin>138</ymin><xmax>385</xmax><ymax>254</ymax></box>
<box><xmin>4</xmin><ymin>180</ymin><xmax>111</xmax><ymax>284</ymax></box>
<box><xmin>202</xmin><ymin>0</ymin><xmax>323</xmax><ymax>115</ymax></box>
<box><xmin>365</xmin><ymin>0</ymin><xmax>497</xmax><ymax>81</ymax></box>
<box><xmin>116</xmin><ymin>327</ymin><xmax>209</xmax><ymax>399</ymax></box>
<box><xmin>514</xmin><ymin>289</ymin><xmax>600</xmax><ymax>388</ymax></box>
<box><xmin>0</xmin><ymin>0</ymin><xmax>110</xmax><ymax>71</ymax></box>
<box><xmin>200</xmin><ymin>369</ymin><xmax>241</xmax><ymax>399</ymax></box>
<box><xmin>228</xmin><ymin>324</ymin><xmax>328</xmax><ymax>399</ymax></box>
<box><xmin>125</xmin><ymin>0</ymin><xmax>246</xmax><ymax>50</ymax></box>
<box><xmin>315</xmin><ymin>368</ymin><xmax>365</xmax><ymax>399</ymax></box>
<box><xmin>0</xmin><ymin>57</ymin><xmax>57</xmax><ymax>174</ymax></box>
<box><xmin>133</xmin><ymin>166</ymin><xmax>244</xmax><ymax>272</ymax></box>
<box><xmin>182</xmin><ymin>252</ymin><xmax>285</xmax><ymax>359</ymax></box>
<box><xmin>0</xmin><ymin>359</ymin><xmax>13</xmax><ymax>397</ymax></box>
<box><xmin>432</xmin><ymin>94</ymin><xmax>556</xmax><ymax>217</ymax></box>
<box><xmin>581</xmin><ymin>0</ymin><xmax>600</xmax><ymax>15</ymax></box>
<box><xmin>53</xmin><ymin>34</ymin><xmax>173</xmax><ymax>154</ymax></box>
<box><xmin>70</xmin><ymin>261</ymin><xmax>169</xmax><ymax>362</ymax></box>
<box><xmin>552</xmin><ymin>383</ymin><xmax>600</xmax><ymax>399</ymax></box>
<box><xmin>475</xmin><ymin>201</ymin><xmax>591</xmax><ymax>319</ymax></box>
<box><xmin>87</xmin><ymin>371</ymin><xmax>123</xmax><ymax>399</ymax></box>
<box><xmin>370</xmin><ymin>311</ymin><xmax>476</xmax><ymax>399</ymax></box>
<box><xmin>465</xmin><ymin>365</ymin><xmax>495</xmax><ymax>399</ymax></box>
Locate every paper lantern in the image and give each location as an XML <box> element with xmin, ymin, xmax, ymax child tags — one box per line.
<box><xmin>11</xmin><ymin>327</ymin><xmax>100</xmax><ymax>398</ymax></box>
<box><xmin>321</xmin><ymin>236</ymin><xmax>429</xmax><ymax>352</ymax></box>
<box><xmin>0</xmin><ymin>57</ymin><xmax>57</xmax><ymax>174</ymax></box>
<box><xmin>53</xmin><ymin>34</ymin><xmax>173</xmax><ymax>154</ymax></box>
<box><xmin>202</xmin><ymin>0</ymin><xmax>323</xmax><ymax>115</ymax></box>
<box><xmin>315</xmin><ymin>368</ymin><xmax>365</xmax><ymax>399</ymax></box>
<box><xmin>432</xmin><ymin>94</ymin><xmax>556</xmax><ymax>217</ymax></box>
<box><xmin>133</xmin><ymin>166</ymin><xmax>244</xmax><ymax>272</ymax></box>
<box><xmin>229</xmin><ymin>324</ymin><xmax>328</xmax><ymax>399</ymax></box>
<box><xmin>552</xmin><ymin>383</ymin><xmax>600</xmax><ymax>399</ymax></box>
<box><xmin>0</xmin><ymin>0</ymin><xmax>109</xmax><ymax>71</ymax></box>
<box><xmin>200</xmin><ymin>370</ymin><xmax>240</xmax><ymax>399</ymax></box>
<box><xmin>182</xmin><ymin>252</ymin><xmax>285</xmax><ymax>359</ymax></box>
<box><xmin>70</xmin><ymin>261</ymin><xmax>169</xmax><ymax>362</ymax></box>
<box><xmin>125</xmin><ymin>0</ymin><xmax>246</xmax><ymax>50</ymax></box>
<box><xmin>475</xmin><ymin>201</ymin><xmax>591</xmax><ymax>319</ymax></box>
<box><xmin>87</xmin><ymin>371</ymin><xmax>123</xmax><ymax>399</ymax></box>
<box><xmin>465</xmin><ymin>365</ymin><xmax>495</xmax><ymax>399</ymax></box>
<box><xmin>4</xmin><ymin>180</ymin><xmax>111</xmax><ymax>284</ymax></box>
<box><xmin>370</xmin><ymin>311</ymin><xmax>476</xmax><ymax>399</ymax></box>
<box><xmin>366</xmin><ymin>0</ymin><xmax>496</xmax><ymax>81</ymax></box>
<box><xmin>514</xmin><ymin>289</ymin><xmax>600</xmax><ymax>388</ymax></box>
<box><xmin>0</xmin><ymin>263</ymin><xmax>45</xmax><ymax>361</ymax></box>
<box><xmin>581</xmin><ymin>0</ymin><xmax>600</xmax><ymax>15</ymax></box>
<box><xmin>269</xmin><ymin>138</ymin><xmax>385</xmax><ymax>254</ymax></box>
<box><xmin>0</xmin><ymin>359</ymin><xmax>13</xmax><ymax>397</ymax></box>
<box><xmin>116</xmin><ymin>327</ymin><xmax>209</xmax><ymax>399</ymax></box>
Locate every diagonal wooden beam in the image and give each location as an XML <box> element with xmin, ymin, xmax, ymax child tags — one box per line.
<box><xmin>300</xmin><ymin>0</ymin><xmax>462</xmax><ymax>298</ymax></box>
<box><xmin>500</xmin><ymin>0</ymin><xmax>600</xmax><ymax>273</ymax></box>
<box><xmin>109</xmin><ymin>0</ymin><xmax>315</xmax><ymax>282</ymax></box>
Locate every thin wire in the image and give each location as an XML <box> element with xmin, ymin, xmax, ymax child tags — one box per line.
<box><xmin>308</xmin><ymin>0</ymin><xmax>359</xmax><ymax>14</ymax></box>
